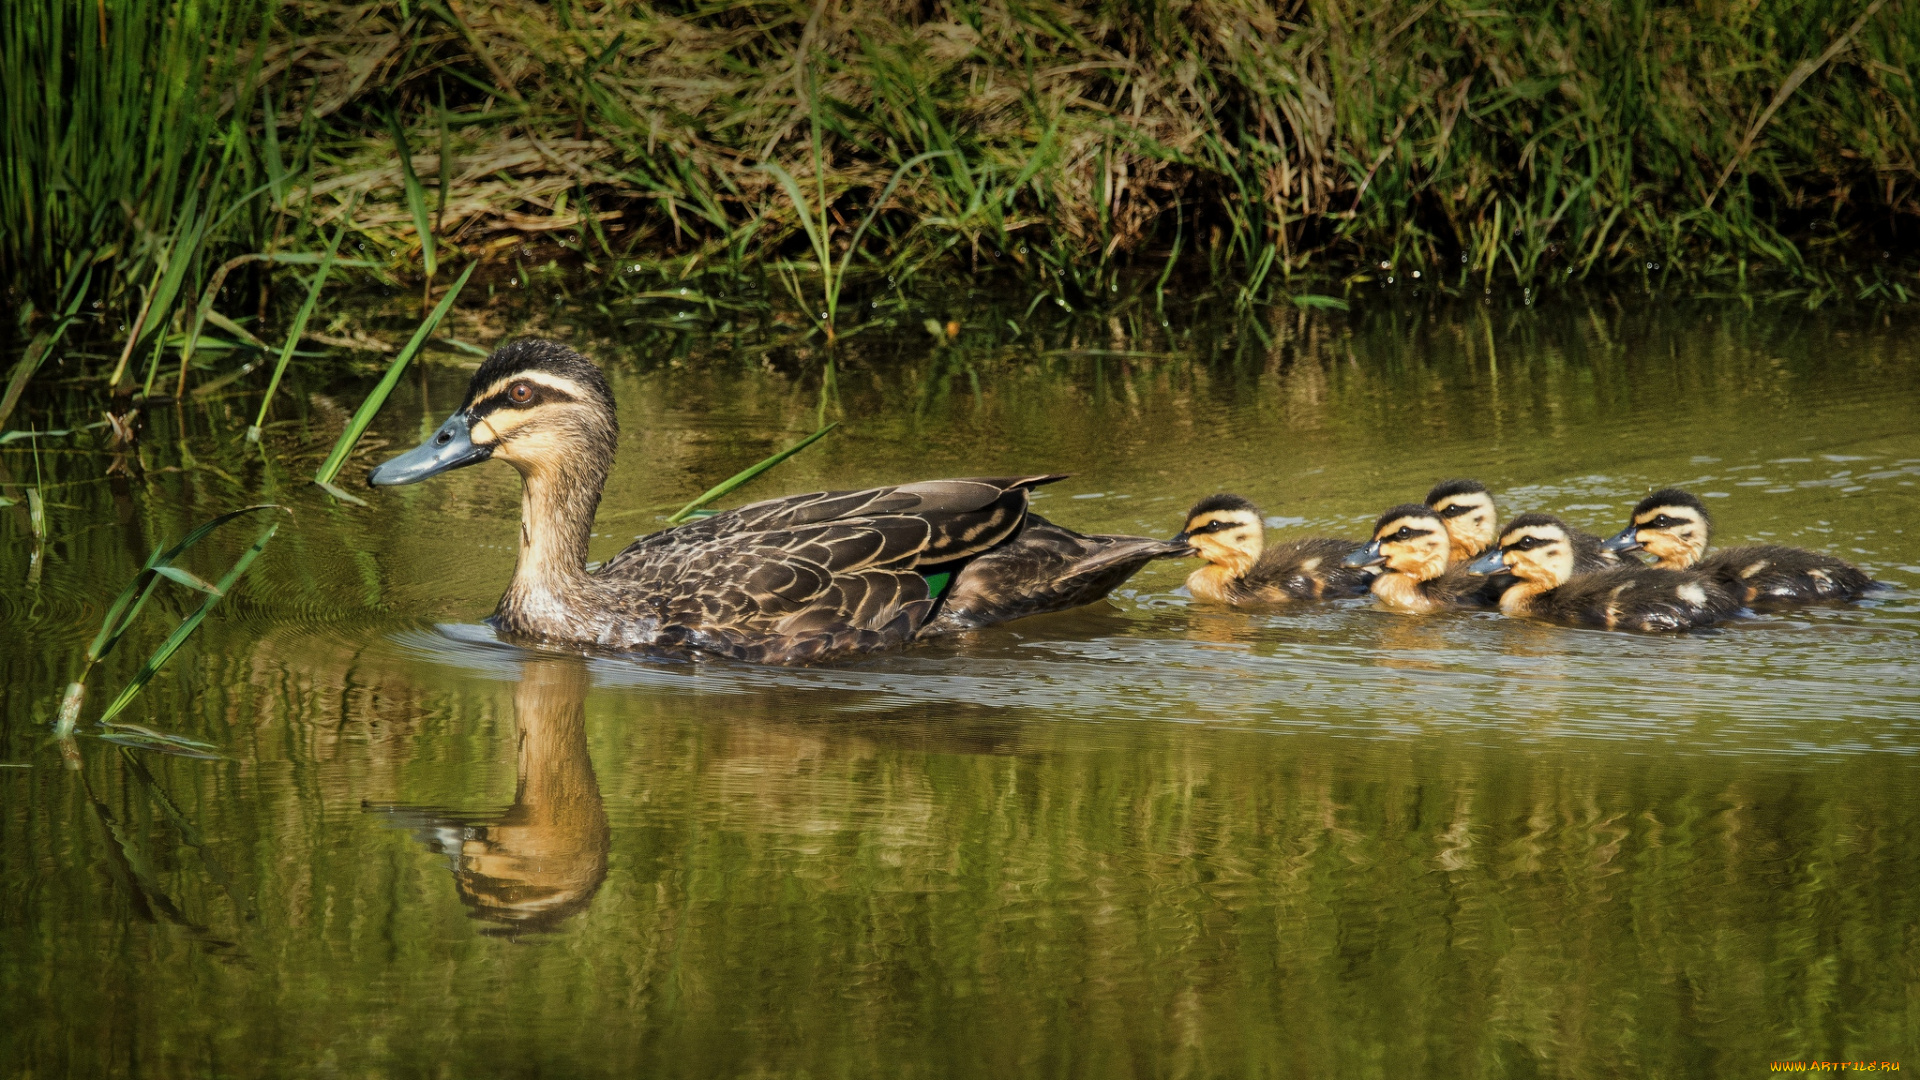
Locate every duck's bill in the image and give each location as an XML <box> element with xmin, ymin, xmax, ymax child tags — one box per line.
<box><xmin>367</xmin><ymin>412</ymin><xmax>491</xmax><ymax>487</ymax></box>
<box><xmin>1465</xmin><ymin>548</ymin><xmax>1508</xmax><ymax>575</ymax></box>
<box><xmin>1599</xmin><ymin>525</ymin><xmax>1644</xmax><ymax>554</ymax></box>
<box><xmin>1342</xmin><ymin>540</ymin><xmax>1385</xmax><ymax>568</ymax></box>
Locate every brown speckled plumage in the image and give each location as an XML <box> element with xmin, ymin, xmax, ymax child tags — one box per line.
<box><xmin>1487</xmin><ymin>513</ymin><xmax>1742</xmax><ymax>632</ymax></box>
<box><xmin>371</xmin><ymin>340</ymin><xmax>1184</xmax><ymax>665</ymax></box>
<box><xmin>1610</xmin><ymin>488</ymin><xmax>1877</xmax><ymax>606</ymax></box>
<box><xmin>1176</xmin><ymin>494</ymin><xmax>1373</xmax><ymax>605</ymax></box>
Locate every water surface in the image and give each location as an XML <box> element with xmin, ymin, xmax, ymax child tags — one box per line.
<box><xmin>3</xmin><ymin>296</ymin><xmax>1917</xmax><ymax>1077</ymax></box>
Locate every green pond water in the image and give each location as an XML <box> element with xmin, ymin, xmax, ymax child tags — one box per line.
<box><xmin>3</xmin><ymin>295</ymin><xmax>1918</xmax><ymax>1077</ymax></box>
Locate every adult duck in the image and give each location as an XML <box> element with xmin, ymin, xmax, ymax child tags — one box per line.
<box><xmin>368</xmin><ymin>340</ymin><xmax>1186</xmax><ymax>664</ymax></box>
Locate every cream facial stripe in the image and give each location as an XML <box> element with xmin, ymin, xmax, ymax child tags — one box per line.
<box><xmin>467</xmin><ymin>372</ymin><xmax>587</xmax><ymax>443</ymax></box>
<box><xmin>1501</xmin><ymin>526</ymin><xmax>1561</xmax><ymax>550</ymax></box>
<box><xmin>1634</xmin><ymin>506</ymin><xmax>1700</xmax><ymax>528</ymax></box>
<box><xmin>1186</xmin><ymin>511</ymin><xmax>1259</xmax><ymax>534</ymax></box>
<box><xmin>1377</xmin><ymin>517</ymin><xmax>1437</xmax><ymax>540</ymax></box>
<box><xmin>470</xmin><ymin>371</ymin><xmax>585</xmax><ymax>414</ymax></box>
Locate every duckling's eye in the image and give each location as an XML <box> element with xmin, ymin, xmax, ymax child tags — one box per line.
<box><xmin>1394</xmin><ymin>527</ymin><xmax>1412</xmax><ymax>540</ymax></box>
<box><xmin>509</xmin><ymin>382</ymin><xmax>534</xmax><ymax>404</ymax></box>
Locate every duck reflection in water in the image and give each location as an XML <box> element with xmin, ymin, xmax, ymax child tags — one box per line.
<box><xmin>369</xmin><ymin>657</ymin><xmax>609</xmax><ymax>936</ymax></box>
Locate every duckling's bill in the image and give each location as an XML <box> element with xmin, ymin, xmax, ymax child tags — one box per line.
<box><xmin>1466</xmin><ymin>548</ymin><xmax>1507</xmax><ymax>574</ymax></box>
<box><xmin>1342</xmin><ymin>540</ymin><xmax>1385</xmax><ymax>568</ymax></box>
<box><xmin>1600</xmin><ymin>525</ymin><xmax>1644</xmax><ymax>554</ymax></box>
<box><xmin>368</xmin><ymin>411</ymin><xmax>493</xmax><ymax>486</ymax></box>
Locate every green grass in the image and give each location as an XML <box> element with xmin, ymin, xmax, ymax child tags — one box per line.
<box><xmin>4</xmin><ymin>0</ymin><xmax>1918</xmax><ymax>422</ymax></box>
<box><xmin>3</xmin><ymin>0</ymin><xmax>283</xmax><ymax>384</ymax></box>
<box><xmin>666</xmin><ymin>422</ymin><xmax>839</xmax><ymax>525</ymax></box>
<box><xmin>312</xmin><ymin>261</ymin><xmax>477</xmax><ymax>495</ymax></box>
<box><xmin>56</xmin><ymin>504</ymin><xmax>286</xmax><ymax>748</ymax></box>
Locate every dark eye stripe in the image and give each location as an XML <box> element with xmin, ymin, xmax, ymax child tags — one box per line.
<box><xmin>1435</xmin><ymin>504</ymin><xmax>1476</xmax><ymax>518</ymax></box>
<box><xmin>471</xmin><ymin>383</ymin><xmax>576</xmax><ymax>418</ymax></box>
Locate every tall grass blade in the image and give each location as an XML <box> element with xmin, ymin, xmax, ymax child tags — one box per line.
<box><xmin>248</xmin><ymin>224</ymin><xmax>347</xmax><ymax>442</ymax></box>
<box><xmin>436</xmin><ymin>92</ymin><xmax>454</xmax><ymax>234</ymax></box>
<box><xmin>666</xmin><ymin>423</ymin><xmax>838</xmax><ymax>524</ymax></box>
<box><xmin>1</xmin><ymin>266</ymin><xmax>92</xmax><ymax>428</ymax></box>
<box><xmin>313</xmin><ymin>261</ymin><xmax>476</xmax><ymax>487</ymax></box>
<box><xmin>388</xmin><ymin>106</ymin><xmax>437</xmax><ymax>282</ymax></box>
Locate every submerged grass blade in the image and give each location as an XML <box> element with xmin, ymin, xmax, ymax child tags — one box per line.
<box><xmin>313</xmin><ymin>261</ymin><xmax>476</xmax><ymax>487</ymax></box>
<box><xmin>96</xmin><ymin>519</ymin><xmax>282</xmax><ymax>726</ymax></box>
<box><xmin>85</xmin><ymin>504</ymin><xmax>286</xmax><ymax>665</ymax></box>
<box><xmin>59</xmin><ymin>504</ymin><xmax>286</xmax><ymax>739</ymax></box>
<box><xmin>666</xmin><ymin>423</ymin><xmax>838</xmax><ymax>525</ymax></box>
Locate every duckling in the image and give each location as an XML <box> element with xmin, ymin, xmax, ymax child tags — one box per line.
<box><xmin>1343</xmin><ymin>505</ymin><xmax>1494</xmax><ymax>612</ymax></box>
<box><xmin>367</xmin><ymin>339</ymin><xmax>1186</xmax><ymax>664</ymax></box>
<box><xmin>1425</xmin><ymin>477</ymin><xmax>1618</xmax><ymax>572</ymax></box>
<box><xmin>1600</xmin><ymin>488</ymin><xmax>1878</xmax><ymax>605</ymax></box>
<box><xmin>1172</xmin><ymin>494</ymin><xmax>1373</xmax><ymax>604</ymax></box>
<box><xmin>1468</xmin><ymin>513</ymin><xmax>1742</xmax><ymax>631</ymax></box>
<box><xmin>1424</xmin><ymin>479</ymin><xmax>1500</xmax><ymax>564</ymax></box>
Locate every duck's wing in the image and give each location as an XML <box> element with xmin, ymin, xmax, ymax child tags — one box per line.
<box><xmin>606</xmin><ymin>475</ymin><xmax>1065</xmax><ymax>568</ymax></box>
<box><xmin>1248</xmin><ymin>536</ymin><xmax>1374</xmax><ymax>599</ymax></box>
<box><xmin>923</xmin><ymin>514</ymin><xmax>1189</xmax><ymax>633</ymax></box>
<box><xmin>1705</xmin><ymin>544</ymin><xmax>1878</xmax><ymax>604</ymax></box>
<box><xmin>1549</xmin><ymin>568</ymin><xmax>1742</xmax><ymax>631</ymax></box>
<box><xmin>1433</xmin><ymin>565</ymin><xmax>1499</xmax><ymax>607</ymax></box>
<box><xmin>599</xmin><ymin>476</ymin><xmax>1063</xmax><ymax>663</ymax></box>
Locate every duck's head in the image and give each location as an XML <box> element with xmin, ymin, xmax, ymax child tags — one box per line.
<box><xmin>1171</xmin><ymin>494</ymin><xmax>1265</xmax><ymax>576</ymax></box>
<box><xmin>1601</xmin><ymin>488</ymin><xmax>1710</xmax><ymax>569</ymax></box>
<box><xmin>1424</xmin><ymin>478</ymin><xmax>1498</xmax><ymax>562</ymax></box>
<box><xmin>1344</xmin><ymin>504</ymin><xmax>1451</xmax><ymax>581</ymax></box>
<box><xmin>368</xmin><ymin>339</ymin><xmax>618</xmax><ymax>488</ymax></box>
<box><xmin>1468</xmin><ymin>513</ymin><xmax>1576</xmax><ymax>588</ymax></box>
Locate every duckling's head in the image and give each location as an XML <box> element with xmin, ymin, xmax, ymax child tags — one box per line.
<box><xmin>1468</xmin><ymin>513</ymin><xmax>1576</xmax><ymax>588</ymax></box>
<box><xmin>1345</xmin><ymin>505</ymin><xmax>1451</xmax><ymax>582</ymax></box>
<box><xmin>369</xmin><ymin>339</ymin><xmax>618</xmax><ymax>488</ymax></box>
<box><xmin>1425</xmin><ymin>478</ymin><xmax>1498</xmax><ymax>562</ymax></box>
<box><xmin>1601</xmin><ymin>488</ymin><xmax>1711</xmax><ymax>569</ymax></box>
<box><xmin>1172</xmin><ymin>494</ymin><xmax>1265</xmax><ymax>577</ymax></box>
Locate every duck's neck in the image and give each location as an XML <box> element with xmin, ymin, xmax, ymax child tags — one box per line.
<box><xmin>1187</xmin><ymin>562</ymin><xmax>1248</xmax><ymax>603</ymax></box>
<box><xmin>1373</xmin><ymin>570</ymin><xmax>1442</xmax><ymax>613</ymax></box>
<box><xmin>1498</xmin><ymin>574</ymin><xmax>1556</xmax><ymax>615</ymax></box>
<box><xmin>496</xmin><ymin>456</ymin><xmax>608</xmax><ymax>638</ymax></box>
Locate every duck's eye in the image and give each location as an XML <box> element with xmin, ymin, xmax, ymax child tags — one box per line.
<box><xmin>509</xmin><ymin>382</ymin><xmax>534</xmax><ymax>404</ymax></box>
<box><xmin>1394</xmin><ymin>527</ymin><xmax>1412</xmax><ymax>540</ymax></box>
